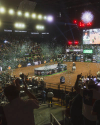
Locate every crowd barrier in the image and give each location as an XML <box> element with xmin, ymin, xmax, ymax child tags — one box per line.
<box><xmin>45</xmin><ymin>82</ymin><xmax>76</xmax><ymax>100</ymax></box>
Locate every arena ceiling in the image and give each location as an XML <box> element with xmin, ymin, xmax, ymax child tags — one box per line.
<box><xmin>0</xmin><ymin>0</ymin><xmax>100</xmax><ymax>42</ymax></box>
<box><xmin>1</xmin><ymin>0</ymin><xmax>100</xmax><ymax>17</ymax></box>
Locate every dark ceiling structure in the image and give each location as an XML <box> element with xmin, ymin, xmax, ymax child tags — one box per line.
<box><xmin>0</xmin><ymin>0</ymin><xmax>100</xmax><ymax>43</ymax></box>
<box><xmin>1</xmin><ymin>0</ymin><xmax>100</xmax><ymax>16</ymax></box>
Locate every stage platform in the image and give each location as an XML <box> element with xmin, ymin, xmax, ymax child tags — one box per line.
<box><xmin>34</xmin><ymin>64</ymin><xmax>67</xmax><ymax>76</ymax></box>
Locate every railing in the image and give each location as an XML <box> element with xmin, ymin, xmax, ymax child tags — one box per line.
<box><xmin>50</xmin><ymin>113</ymin><xmax>61</xmax><ymax>125</ymax></box>
<box><xmin>46</xmin><ymin>82</ymin><xmax>75</xmax><ymax>92</ymax></box>
<box><xmin>62</xmin><ymin>110</ymin><xmax>66</xmax><ymax>125</ymax></box>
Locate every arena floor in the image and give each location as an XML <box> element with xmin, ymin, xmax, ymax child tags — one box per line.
<box><xmin>12</xmin><ymin>62</ymin><xmax>100</xmax><ymax>91</ymax></box>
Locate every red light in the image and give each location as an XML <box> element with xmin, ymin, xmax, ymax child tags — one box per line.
<box><xmin>87</xmin><ymin>22</ymin><xmax>92</xmax><ymax>26</ymax></box>
<box><xmin>68</xmin><ymin>41</ymin><xmax>72</xmax><ymax>45</ymax></box>
<box><xmin>79</xmin><ymin>21</ymin><xmax>85</xmax><ymax>27</ymax></box>
<box><xmin>74</xmin><ymin>41</ymin><xmax>79</xmax><ymax>45</ymax></box>
<box><xmin>73</xmin><ymin>20</ymin><xmax>77</xmax><ymax>24</ymax></box>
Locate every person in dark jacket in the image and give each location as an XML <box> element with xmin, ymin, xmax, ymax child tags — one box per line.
<box><xmin>70</xmin><ymin>94</ymin><xmax>83</xmax><ymax>125</ymax></box>
<box><xmin>41</xmin><ymin>89</ymin><xmax>46</xmax><ymax>104</ymax></box>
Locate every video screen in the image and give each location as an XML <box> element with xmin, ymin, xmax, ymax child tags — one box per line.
<box><xmin>83</xmin><ymin>28</ymin><xmax>100</xmax><ymax>44</ymax></box>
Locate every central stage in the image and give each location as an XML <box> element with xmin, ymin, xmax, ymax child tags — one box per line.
<box><xmin>34</xmin><ymin>64</ymin><xmax>67</xmax><ymax>75</ymax></box>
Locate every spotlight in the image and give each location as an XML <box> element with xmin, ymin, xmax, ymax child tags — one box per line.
<box><xmin>0</xmin><ymin>7</ymin><xmax>5</xmax><ymax>13</ymax></box>
<box><xmin>9</xmin><ymin>9</ymin><xmax>14</xmax><ymax>15</ymax></box>
<box><xmin>87</xmin><ymin>22</ymin><xmax>92</xmax><ymax>26</ymax></box>
<box><xmin>25</xmin><ymin>12</ymin><xmax>29</xmax><ymax>17</ymax></box>
<box><xmin>38</xmin><ymin>15</ymin><xmax>42</xmax><ymax>19</ymax></box>
<box><xmin>73</xmin><ymin>20</ymin><xmax>77</xmax><ymax>24</ymax></box>
<box><xmin>79</xmin><ymin>21</ymin><xmax>85</xmax><ymax>27</ymax></box>
<box><xmin>21</xmin><ymin>24</ymin><xmax>25</xmax><ymax>28</ymax></box>
<box><xmin>15</xmin><ymin>23</ymin><xmax>19</xmax><ymax>27</ymax></box>
<box><xmin>74</xmin><ymin>41</ymin><xmax>79</xmax><ymax>45</ymax></box>
<box><xmin>68</xmin><ymin>41</ymin><xmax>72</xmax><ymax>45</ymax></box>
<box><xmin>81</xmin><ymin>11</ymin><xmax>94</xmax><ymax>24</ymax></box>
<box><xmin>17</xmin><ymin>11</ymin><xmax>22</xmax><ymax>16</ymax></box>
<box><xmin>14</xmin><ymin>23</ymin><xmax>25</xmax><ymax>28</ymax></box>
<box><xmin>32</xmin><ymin>13</ymin><xmax>36</xmax><ymax>18</ymax></box>
<box><xmin>44</xmin><ymin>16</ymin><xmax>47</xmax><ymax>20</ymax></box>
<box><xmin>36</xmin><ymin>25</ymin><xmax>44</xmax><ymax>30</ymax></box>
<box><xmin>47</xmin><ymin>15</ymin><xmax>53</xmax><ymax>22</ymax></box>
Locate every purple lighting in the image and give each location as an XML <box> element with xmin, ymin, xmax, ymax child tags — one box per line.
<box><xmin>47</xmin><ymin>16</ymin><xmax>53</xmax><ymax>22</ymax></box>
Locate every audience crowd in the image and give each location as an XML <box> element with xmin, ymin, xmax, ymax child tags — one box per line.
<box><xmin>0</xmin><ymin>34</ymin><xmax>44</xmax><ymax>70</ymax></box>
<box><xmin>0</xmin><ymin>71</ymin><xmax>100</xmax><ymax>125</ymax></box>
<box><xmin>1</xmin><ymin>34</ymin><xmax>100</xmax><ymax>125</ymax></box>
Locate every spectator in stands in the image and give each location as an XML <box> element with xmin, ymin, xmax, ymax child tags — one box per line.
<box><xmin>65</xmin><ymin>92</ymin><xmax>70</xmax><ymax>108</ymax></box>
<box><xmin>40</xmin><ymin>78</ymin><xmax>45</xmax><ymax>89</ymax></box>
<box><xmin>32</xmin><ymin>76</ymin><xmax>35</xmax><ymax>86</ymax></box>
<box><xmin>34</xmin><ymin>77</ymin><xmax>38</xmax><ymax>94</ymax></box>
<box><xmin>2</xmin><ymin>78</ymin><xmax>39</xmax><ymax>125</ymax></box>
<box><xmin>61</xmin><ymin>89</ymin><xmax>66</xmax><ymax>106</ymax></box>
<box><xmin>1</xmin><ymin>94</ymin><xmax>5</xmax><ymax>101</ymax></box>
<box><xmin>0</xmin><ymin>106</ymin><xmax>7</xmax><ymax>125</ymax></box>
<box><xmin>70</xmin><ymin>93</ymin><xmax>83</xmax><ymax>125</ymax></box>
<box><xmin>41</xmin><ymin>89</ymin><xmax>46</xmax><ymax>104</ymax></box>
<box><xmin>74</xmin><ymin>74</ymin><xmax>100</xmax><ymax>125</ymax></box>
<box><xmin>91</xmin><ymin>100</ymin><xmax>100</xmax><ymax>125</ymax></box>
<box><xmin>47</xmin><ymin>89</ymin><xmax>54</xmax><ymax>107</ymax></box>
<box><xmin>71</xmin><ymin>86</ymin><xmax>74</xmax><ymax>93</ymax></box>
<box><xmin>28</xmin><ymin>77</ymin><xmax>32</xmax><ymax>85</ymax></box>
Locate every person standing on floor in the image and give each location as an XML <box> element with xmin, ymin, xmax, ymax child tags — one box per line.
<box><xmin>47</xmin><ymin>89</ymin><xmax>54</xmax><ymax>107</ymax></box>
<box><xmin>61</xmin><ymin>89</ymin><xmax>66</xmax><ymax>106</ymax></box>
<box><xmin>74</xmin><ymin>74</ymin><xmax>100</xmax><ymax>125</ymax></box>
<box><xmin>41</xmin><ymin>89</ymin><xmax>46</xmax><ymax>104</ymax></box>
<box><xmin>2</xmin><ymin>78</ymin><xmax>39</xmax><ymax>125</ymax></box>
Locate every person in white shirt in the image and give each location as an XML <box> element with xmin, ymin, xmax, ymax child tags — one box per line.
<box><xmin>3</xmin><ymin>78</ymin><xmax>39</xmax><ymax>125</ymax></box>
<box><xmin>72</xmin><ymin>62</ymin><xmax>76</xmax><ymax>72</ymax></box>
<box><xmin>83</xmin><ymin>32</ymin><xmax>90</xmax><ymax>40</ymax></box>
<box><xmin>47</xmin><ymin>89</ymin><xmax>54</xmax><ymax>107</ymax></box>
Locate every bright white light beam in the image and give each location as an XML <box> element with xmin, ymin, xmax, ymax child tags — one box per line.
<box><xmin>81</xmin><ymin>11</ymin><xmax>94</xmax><ymax>24</ymax></box>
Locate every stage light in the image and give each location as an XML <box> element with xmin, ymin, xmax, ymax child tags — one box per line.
<box><xmin>14</xmin><ymin>23</ymin><xmax>25</xmax><ymax>28</ymax></box>
<box><xmin>25</xmin><ymin>12</ymin><xmax>29</xmax><ymax>17</ymax></box>
<box><xmin>21</xmin><ymin>24</ymin><xmax>25</xmax><ymax>28</ymax></box>
<box><xmin>81</xmin><ymin>11</ymin><xmax>94</xmax><ymax>24</ymax></box>
<box><xmin>15</xmin><ymin>23</ymin><xmax>18</xmax><ymax>27</ymax></box>
<box><xmin>74</xmin><ymin>41</ymin><xmax>79</xmax><ymax>45</ymax></box>
<box><xmin>73</xmin><ymin>20</ymin><xmax>77</xmax><ymax>24</ymax></box>
<box><xmin>17</xmin><ymin>11</ymin><xmax>22</xmax><ymax>16</ymax></box>
<box><xmin>36</xmin><ymin>25</ymin><xmax>44</xmax><ymax>30</ymax></box>
<box><xmin>38</xmin><ymin>15</ymin><xmax>42</xmax><ymax>19</ymax></box>
<box><xmin>9</xmin><ymin>9</ymin><xmax>14</xmax><ymax>15</ymax></box>
<box><xmin>47</xmin><ymin>16</ymin><xmax>53</xmax><ymax>22</ymax></box>
<box><xmin>87</xmin><ymin>22</ymin><xmax>92</xmax><ymax>26</ymax></box>
<box><xmin>44</xmin><ymin>16</ymin><xmax>47</xmax><ymax>20</ymax></box>
<box><xmin>79</xmin><ymin>21</ymin><xmax>85</xmax><ymax>27</ymax></box>
<box><xmin>41</xmin><ymin>26</ymin><xmax>44</xmax><ymax>29</ymax></box>
<box><xmin>32</xmin><ymin>13</ymin><xmax>36</xmax><ymax>18</ymax></box>
<box><xmin>0</xmin><ymin>7</ymin><xmax>5</xmax><ymax>13</ymax></box>
<box><xmin>68</xmin><ymin>41</ymin><xmax>72</xmax><ymax>45</ymax></box>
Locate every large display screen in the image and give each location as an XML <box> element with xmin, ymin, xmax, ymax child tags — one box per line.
<box><xmin>83</xmin><ymin>28</ymin><xmax>100</xmax><ymax>44</ymax></box>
